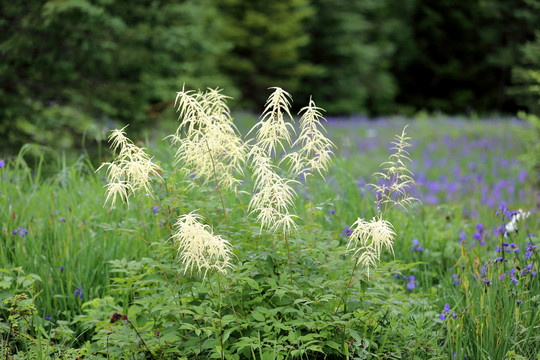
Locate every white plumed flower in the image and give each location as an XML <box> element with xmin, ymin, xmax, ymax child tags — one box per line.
<box><xmin>171</xmin><ymin>212</ymin><xmax>234</xmax><ymax>278</ymax></box>
<box><xmin>505</xmin><ymin>209</ymin><xmax>531</xmax><ymax>235</ymax></box>
<box><xmin>284</xmin><ymin>97</ymin><xmax>335</xmax><ymax>178</ymax></box>
<box><xmin>249</xmin><ymin>87</ymin><xmax>295</xmax><ymax>158</ymax></box>
<box><xmin>97</xmin><ymin>126</ymin><xmax>161</xmax><ymax>206</ymax></box>
<box><xmin>371</xmin><ymin>125</ymin><xmax>419</xmax><ymax>213</ymax></box>
<box><xmin>248</xmin><ymin>146</ymin><xmax>298</xmax><ymax>233</ymax></box>
<box><xmin>347</xmin><ymin>217</ymin><xmax>396</xmax><ymax>277</ymax></box>
<box><xmin>171</xmin><ymin>87</ymin><xmax>246</xmax><ymax>190</ymax></box>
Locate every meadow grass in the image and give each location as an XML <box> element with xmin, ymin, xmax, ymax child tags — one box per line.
<box><xmin>0</xmin><ymin>107</ymin><xmax>537</xmax><ymax>358</ymax></box>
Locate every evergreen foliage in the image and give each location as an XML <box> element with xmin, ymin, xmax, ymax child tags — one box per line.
<box><xmin>2</xmin><ymin>0</ymin><xmax>540</xmax><ymax>154</ymax></box>
<box><xmin>0</xmin><ymin>0</ymin><xmax>231</xmax><ymax>152</ymax></box>
<box><xmin>215</xmin><ymin>0</ymin><xmax>317</xmax><ymax>109</ymax></box>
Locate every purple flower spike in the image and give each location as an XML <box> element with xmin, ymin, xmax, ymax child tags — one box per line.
<box><xmin>59</xmin><ymin>265</ymin><xmax>64</xmax><ymax>272</ymax></box>
<box><xmin>0</xmin><ymin>159</ymin><xmax>5</xmax><ymax>168</ymax></box>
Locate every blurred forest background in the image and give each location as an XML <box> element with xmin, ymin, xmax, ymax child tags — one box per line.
<box><xmin>1</xmin><ymin>0</ymin><xmax>540</xmax><ymax>156</ymax></box>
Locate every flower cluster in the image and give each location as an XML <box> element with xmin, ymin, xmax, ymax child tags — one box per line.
<box><xmin>249</xmin><ymin>87</ymin><xmax>295</xmax><ymax>156</ymax></box>
<box><xmin>340</xmin><ymin>225</ymin><xmax>353</xmax><ymax>238</ymax></box>
<box><xmin>171</xmin><ymin>212</ymin><xmax>234</xmax><ymax>278</ymax></box>
<box><xmin>97</xmin><ymin>126</ymin><xmax>162</xmax><ymax>206</ymax></box>
<box><xmin>170</xmin><ymin>87</ymin><xmax>246</xmax><ymax>190</ymax></box>
<box><xmin>74</xmin><ymin>286</ymin><xmax>84</xmax><ymax>300</ymax></box>
<box><xmin>371</xmin><ymin>126</ymin><xmax>419</xmax><ymax>212</ymax></box>
<box><xmin>410</xmin><ymin>238</ymin><xmax>423</xmax><ymax>252</ymax></box>
<box><xmin>404</xmin><ymin>275</ymin><xmax>417</xmax><ymax>290</ymax></box>
<box><xmin>526</xmin><ymin>241</ymin><xmax>537</xmax><ymax>259</ymax></box>
<box><xmin>472</xmin><ymin>223</ymin><xmax>485</xmax><ymax>246</ymax></box>
<box><xmin>284</xmin><ymin>97</ymin><xmax>335</xmax><ymax>179</ymax></box>
<box><xmin>248</xmin><ymin>146</ymin><xmax>298</xmax><ymax>234</ymax></box>
<box><xmin>347</xmin><ymin>217</ymin><xmax>396</xmax><ymax>276</ymax></box>
<box><xmin>440</xmin><ymin>304</ymin><xmax>457</xmax><ymax>321</ymax></box>
<box><xmin>505</xmin><ymin>209</ymin><xmax>531</xmax><ymax>234</ymax></box>
<box><xmin>12</xmin><ymin>227</ymin><xmax>28</xmax><ymax>237</ymax></box>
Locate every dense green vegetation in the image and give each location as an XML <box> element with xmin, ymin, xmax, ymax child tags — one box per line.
<box><xmin>1</xmin><ymin>88</ymin><xmax>538</xmax><ymax>357</ymax></box>
<box><xmin>2</xmin><ymin>0</ymin><xmax>540</xmax><ymax>154</ymax></box>
<box><xmin>1</xmin><ymin>1</ymin><xmax>539</xmax><ymax>358</ymax></box>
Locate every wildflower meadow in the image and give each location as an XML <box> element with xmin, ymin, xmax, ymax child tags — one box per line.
<box><xmin>1</xmin><ymin>87</ymin><xmax>538</xmax><ymax>359</ymax></box>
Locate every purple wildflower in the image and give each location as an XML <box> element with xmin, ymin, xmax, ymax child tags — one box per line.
<box><xmin>74</xmin><ymin>286</ymin><xmax>84</xmax><ymax>300</ymax></box>
<box><xmin>152</xmin><ymin>205</ymin><xmax>159</xmax><ymax>214</ymax></box>
<box><xmin>329</xmin><ymin>209</ymin><xmax>336</xmax><ymax>216</ymax></box>
<box><xmin>0</xmin><ymin>159</ymin><xmax>4</xmax><ymax>168</ymax></box>
<box><xmin>45</xmin><ymin>314</ymin><xmax>51</xmax><ymax>321</ymax></box>
<box><xmin>340</xmin><ymin>225</ymin><xmax>353</xmax><ymax>238</ymax></box>
<box><xmin>452</xmin><ymin>273</ymin><xmax>459</xmax><ymax>286</ymax></box>
<box><xmin>440</xmin><ymin>303</ymin><xmax>457</xmax><ymax>321</ymax></box>
<box><xmin>12</xmin><ymin>227</ymin><xmax>28</xmax><ymax>238</ymax></box>
<box><xmin>495</xmin><ymin>201</ymin><xmax>507</xmax><ymax>218</ymax></box>
<box><xmin>411</xmin><ymin>238</ymin><xmax>424</xmax><ymax>252</ymax></box>
<box><xmin>406</xmin><ymin>275</ymin><xmax>417</xmax><ymax>290</ymax></box>
<box><xmin>458</xmin><ymin>231</ymin><xmax>467</xmax><ymax>245</ymax></box>
<box><xmin>59</xmin><ymin>265</ymin><xmax>64</xmax><ymax>272</ymax></box>
<box><xmin>60</xmin><ymin>217</ymin><xmax>66</xmax><ymax>222</ymax></box>
<box><xmin>509</xmin><ymin>243</ymin><xmax>519</xmax><ymax>252</ymax></box>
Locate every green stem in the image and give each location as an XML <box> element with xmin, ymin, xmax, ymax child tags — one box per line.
<box><xmin>283</xmin><ymin>230</ymin><xmax>293</xmax><ymax>286</ymax></box>
<box><xmin>137</xmin><ymin>201</ymin><xmax>170</xmax><ymax>285</ymax></box>
<box><xmin>218</xmin><ymin>276</ymin><xmax>224</xmax><ymax>360</ymax></box>
<box><xmin>335</xmin><ymin>258</ymin><xmax>360</xmax><ymax>315</ymax></box>
<box><xmin>306</xmin><ymin>173</ymin><xmax>314</xmax><ymax>244</ymax></box>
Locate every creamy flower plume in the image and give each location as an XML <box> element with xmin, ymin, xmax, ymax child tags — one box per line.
<box><xmin>284</xmin><ymin>97</ymin><xmax>335</xmax><ymax>178</ymax></box>
<box><xmin>372</xmin><ymin>125</ymin><xmax>418</xmax><ymax>212</ymax></box>
<box><xmin>171</xmin><ymin>212</ymin><xmax>234</xmax><ymax>278</ymax></box>
<box><xmin>249</xmin><ymin>87</ymin><xmax>295</xmax><ymax>157</ymax></box>
<box><xmin>97</xmin><ymin>126</ymin><xmax>161</xmax><ymax>206</ymax></box>
<box><xmin>505</xmin><ymin>209</ymin><xmax>531</xmax><ymax>234</ymax></box>
<box><xmin>347</xmin><ymin>217</ymin><xmax>396</xmax><ymax>277</ymax></box>
<box><xmin>248</xmin><ymin>146</ymin><xmax>298</xmax><ymax>233</ymax></box>
<box><xmin>170</xmin><ymin>86</ymin><xmax>246</xmax><ymax>189</ymax></box>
